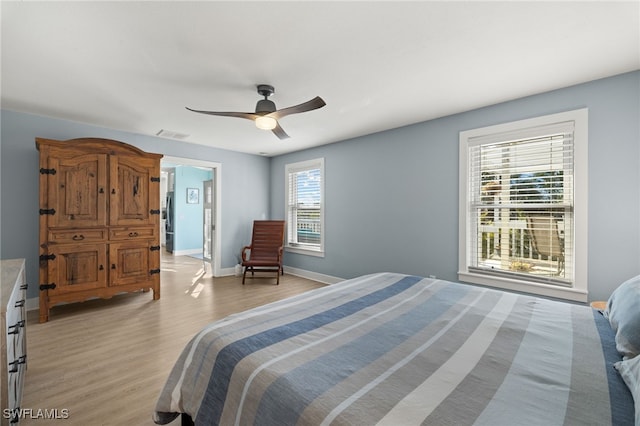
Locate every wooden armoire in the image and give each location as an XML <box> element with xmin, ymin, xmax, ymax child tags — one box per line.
<box><xmin>36</xmin><ymin>137</ymin><xmax>163</xmax><ymax>323</ymax></box>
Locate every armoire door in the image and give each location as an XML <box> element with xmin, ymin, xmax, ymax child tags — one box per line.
<box><xmin>46</xmin><ymin>243</ymin><xmax>108</xmax><ymax>294</ymax></box>
<box><xmin>109</xmin><ymin>156</ymin><xmax>160</xmax><ymax>226</ymax></box>
<box><xmin>109</xmin><ymin>241</ymin><xmax>157</xmax><ymax>287</ymax></box>
<box><xmin>45</xmin><ymin>153</ymin><xmax>108</xmax><ymax>229</ymax></box>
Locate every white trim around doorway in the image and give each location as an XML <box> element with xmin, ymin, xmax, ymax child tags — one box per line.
<box><xmin>162</xmin><ymin>155</ymin><xmax>223</xmax><ymax>277</ymax></box>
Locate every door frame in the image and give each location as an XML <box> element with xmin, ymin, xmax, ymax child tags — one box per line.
<box><xmin>161</xmin><ymin>156</ymin><xmax>222</xmax><ymax>277</ymax></box>
<box><xmin>202</xmin><ymin>179</ymin><xmax>214</xmax><ymax>265</ymax></box>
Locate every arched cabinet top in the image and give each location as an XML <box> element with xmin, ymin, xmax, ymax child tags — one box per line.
<box><xmin>36</xmin><ymin>137</ymin><xmax>163</xmax><ymax>159</ymax></box>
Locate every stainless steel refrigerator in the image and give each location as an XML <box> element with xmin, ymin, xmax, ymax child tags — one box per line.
<box><xmin>165</xmin><ymin>191</ymin><xmax>175</xmax><ymax>253</ymax></box>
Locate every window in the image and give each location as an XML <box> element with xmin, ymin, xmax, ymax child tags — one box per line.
<box><xmin>285</xmin><ymin>158</ymin><xmax>324</xmax><ymax>256</ymax></box>
<box><xmin>459</xmin><ymin>109</ymin><xmax>588</xmax><ymax>302</ymax></box>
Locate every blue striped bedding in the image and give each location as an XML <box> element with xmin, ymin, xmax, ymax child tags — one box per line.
<box><xmin>153</xmin><ymin>272</ymin><xmax>635</xmax><ymax>425</ymax></box>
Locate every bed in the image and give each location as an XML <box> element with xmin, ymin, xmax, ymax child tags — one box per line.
<box><xmin>153</xmin><ymin>272</ymin><xmax>639</xmax><ymax>425</ymax></box>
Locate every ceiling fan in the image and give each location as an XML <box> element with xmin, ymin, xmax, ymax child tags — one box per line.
<box><xmin>186</xmin><ymin>85</ymin><xmax>326</xmax><ymax>140</ymax></box>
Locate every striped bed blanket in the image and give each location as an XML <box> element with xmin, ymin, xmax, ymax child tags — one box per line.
<box><xmin>153</xmin><ymin>272</ymin><xmax>634</xmax><ymax>425</ymax></box>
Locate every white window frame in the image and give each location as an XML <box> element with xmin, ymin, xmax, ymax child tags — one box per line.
<box><xmin>459</xmin><ymin>109</ymin><xmax>588</xmax><ymax>302</ymax></box>
<box><xmin>285</xmin><ymin>158</ymin><xmax>325</xmax><ymax>257</ymax></box>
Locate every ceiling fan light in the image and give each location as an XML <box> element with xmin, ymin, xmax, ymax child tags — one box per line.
<box><xmin>255</xmin><ymin>116</ymin><xmax>277</xmax><ymax>130</ymax></box>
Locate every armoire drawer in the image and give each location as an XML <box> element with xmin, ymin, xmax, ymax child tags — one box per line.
<box><xmin>109</xmin><ymin>226</ymin><xmax>157</xmax><ymax>240</ymax></box>
<box><xmin>48</xmin><ymin>228</ymin><xmax>107</xmax><ymax>243</ymax></box>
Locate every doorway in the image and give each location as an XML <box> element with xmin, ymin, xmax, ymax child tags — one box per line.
<box><xmin>161</xmin><ymin>156</ymin><xmax>222</xmax><ymax>276</ymax></box>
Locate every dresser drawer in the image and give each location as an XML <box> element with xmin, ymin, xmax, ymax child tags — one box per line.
<box><xmin>110</xmin><ymin>226</ymin><xmax>157</xmax><ymax>240</ymax></box>
<box><xmin>49</xmin><ymin>228</ymin><xmax>107</xmax><ymax>243</ymax></box>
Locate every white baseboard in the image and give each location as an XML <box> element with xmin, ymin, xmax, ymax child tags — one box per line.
<box><xmin>220</xmin><ymin>265</ymin><xmax>343</xmax><ymax>284</ymax></box>
<box><xmin>283</xmin><ymin>266</ymin><xmax>343</xmax><ymax>285</ymax></box>
<box><xmin>27</xmin><ymin>297</ymin><xmax>39</xmax><ymax>312</ymax></box>
<box><xmin>172</xmin><ymin>248</ymin><xmax>202</xmax><ymax>256</ymax></box>
<box><xmin>219</xmin><ymin>267</ymin><xmax>237</xmax><ymax>277</ymax></box>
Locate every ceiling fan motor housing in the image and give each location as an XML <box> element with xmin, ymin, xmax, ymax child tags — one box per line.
<box><xmin>255</xmin><ymin>99</ymin><xmax>276</xmax><ymax>114</ymax></box>
<box><xmin>256</xmin><ymin>84</ymin><xmax>276</xmax><ymax>114</ymax></box>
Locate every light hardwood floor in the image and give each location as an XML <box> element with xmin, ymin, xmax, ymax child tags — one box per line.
<box><xmin>21</xmin><ymin>254</ymin><xmax>327</xmax><ymax>425</ymax></box>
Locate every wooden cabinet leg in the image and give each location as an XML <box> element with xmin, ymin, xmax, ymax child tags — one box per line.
<box><xmin>153</xmin><ymin>284</ymin><xmax>160</xmax><ymax>300</ymax></box>
<box><xmin>39</xmin><ymin>293</ymin><xmax>49</xmax><ymax>323</ymax></box>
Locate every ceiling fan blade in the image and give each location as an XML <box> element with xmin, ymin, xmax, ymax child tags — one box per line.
<box><xmin>271</xmin><ymin>121</ymin><xmax>290</xmax><ymax>140</ymax></box>
<box><xmin>271</xmin><ymin>96</ymin><xmax>326</xmax><ymax>120</ymax></box>
<box><xmin>185</xmin><ymin>107</ymin><xmax>258</xmax><ymax>121</ymax></box>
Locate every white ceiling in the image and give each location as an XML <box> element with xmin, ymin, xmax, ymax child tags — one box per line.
<box><xmin>2</xmin><ymin>1</ymin><xmax>639</xmax><ymax>157</ymax></box>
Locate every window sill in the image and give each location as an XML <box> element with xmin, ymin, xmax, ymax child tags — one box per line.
<box><xmin>458</xmin><ymin>271</ymin><xmax>587</xmax><ymax>303</ymax></box>
<box><xmin>285</xmin><ymin>246</ymin><xmax>325</xmax><ymax>258</ymax></box>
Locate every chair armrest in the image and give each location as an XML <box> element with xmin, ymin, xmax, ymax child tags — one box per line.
<box><xmin>241</xmin><ymin>246</ymin><xmax>251</xmax><ymax>262</ymax></box>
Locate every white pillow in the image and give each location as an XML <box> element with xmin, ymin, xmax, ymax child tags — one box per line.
<box><xmin>614</xmin><ymin>355</ymin><xmax>640</xmax><ymax>426</ymax></box>
<box><xmin>605</xmin><ymin>275</ymin><xmax>640</xmax><ymax>360</ymax></box>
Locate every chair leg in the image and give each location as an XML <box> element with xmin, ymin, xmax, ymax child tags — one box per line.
<box><xmin>242</xmin><ymin>266</ymin><xmax>247</xmax><ymax>284</ymax></box>
<box><xmin>554</xmin><ymin>255</ymin><xmax>565</xmax><ymax>275</ymax></box>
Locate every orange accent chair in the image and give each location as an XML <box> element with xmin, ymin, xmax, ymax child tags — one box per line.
<box><xmin>241</xmin><ymin>220</ymin><xmax>286</xmax><ymax>285</ymax></box>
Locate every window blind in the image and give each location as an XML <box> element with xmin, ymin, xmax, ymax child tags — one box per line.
<box><xmin>286</xmin><ymin>159</ymin><xmax>323</xmax><ymax>251</ymax></box>
<box><xmin>467</xmin><ymin>121</ymin><xmax>574</xmax><ymax>286</ymax></box>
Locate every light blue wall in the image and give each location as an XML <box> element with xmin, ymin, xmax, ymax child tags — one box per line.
<box><xmin>270</xmin><ymin>71</ymin><xmax>640</xmax><ymax>302</ymax></box>
<box><xmin>2</xmin><ymin>72</ymin><xmax>638</xmax><ymax>304</ymax></box>
<box><xmin>0</xmin><ymin>110</ymin><xmax>270</xmax><ymax>300</ymax></box>
<box><xmin>174</xmin><ymin>166</ymin><xmax>213</xmax><ymax>253</ymax></box>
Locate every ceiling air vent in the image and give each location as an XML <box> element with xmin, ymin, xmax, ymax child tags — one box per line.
<box><xmin>155</xmin><ymin>129</ymin><xmax>190</xmax><ymax>140</ymax></box>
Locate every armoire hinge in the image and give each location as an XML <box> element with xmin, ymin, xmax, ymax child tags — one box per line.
<box><xmin>150</xmin><ymin>177</ymin><xmax>160</xmax><ymax>182</ymax></box>
<box><xmin>39</xmin><ymin>283</ymin><xmax>56</xmax><ymax>291</ymax></box>
<box><xmin>150</xmin><ymin>245</ymin><xmax>161</xmax><ymax>251</ymax></box>
<box><xmin>39</xmin><ymin>254</ymin><xmax>56</xmax><ymax>262</ymax></box>
<box><xmin>39</xmin><ymin>167</ymin><xmax>57</xmax><ymax>175</ymax></box>
<box><xmin>150</xmin><ymin>209</ymin><xmax>160</xmax><ymax>215</ymax></box>
<box><xmin>39</xmin><ymin>208</ymin><xmax>56</xmax><ymax>215</ymax></box>
<box><xmin>149</xmin><ymin>269</ymin><xmax>161</xmax><ymax>275</ymax></box>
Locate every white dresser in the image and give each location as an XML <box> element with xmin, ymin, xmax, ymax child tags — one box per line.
<box><xmin>1</xmin><ymin>259</ymin><xmax>27</xmax><ymax>425</ymax></box>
